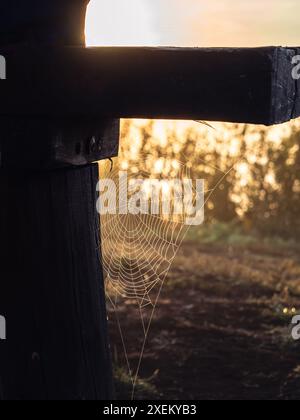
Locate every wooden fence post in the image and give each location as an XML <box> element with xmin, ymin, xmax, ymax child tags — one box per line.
<box><xmin>0</xmin><ymin>1</ymin><xmax>115</xmax><ymax>400</ymax></box>
<box><xmin>0</xmin><ymin>166</ymin><xmax>114</xmax><ymax>400</ymax></box>
<box><xmin>0</xmin><ymin>0</ymin><xmax>299</xmax><ymax>403</ymax></box>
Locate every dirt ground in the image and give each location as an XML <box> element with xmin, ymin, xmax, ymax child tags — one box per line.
<box><xmin>108</xmin><ymin>241</ymin><xmax>300</xmax><ymax>400</ymax></box>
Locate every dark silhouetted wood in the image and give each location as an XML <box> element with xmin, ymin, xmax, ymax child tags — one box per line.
<box><xmin>0</xmin><ymin>164</ymin><xmax>114</xmax><ymax>400</ymax></box>
<box><xmin>0</xmin><ymin>117</ymin><xmax>120</xmax><ymax>169</ymax></box>
<box><xmin>0</xmin><ymin>0</ymin><xmax>119</xmax><ymax>169</ymax></box>
<box><xmin>0</xmin><ymin>0</ymin><xmax>114</xmax><ymax>401</ymax></box>
<box><xmin>0</xmin><ymin>46</ymin><xmax>299</xmax><ymax>125</ymax></box>
<box><xmin>0</xmin><ymin>1</ymin><xmax>90</xmax><ymax>46</ymax></box>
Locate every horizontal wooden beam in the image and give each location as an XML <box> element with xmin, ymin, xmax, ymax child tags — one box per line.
<box><xmin>0</xmin><ymin>46</ymin><xmax>299</xmax><ymax>125</ymax></box>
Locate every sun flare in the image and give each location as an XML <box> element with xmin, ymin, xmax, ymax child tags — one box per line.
<box><xmin>85</xmin><ymin>0</ymin><xmax>159</xmax><ymax>46</ymax></box>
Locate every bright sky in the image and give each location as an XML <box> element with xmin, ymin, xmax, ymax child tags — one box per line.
<box><xmin>86</xmin><ymin>0</ymin><xmax>300</xmax><ymax>47</ymax></box>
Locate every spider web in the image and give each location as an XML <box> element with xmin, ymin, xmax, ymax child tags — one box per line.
<box><xmin>99</xmin><ymin>149</ymin><xmax>235</xmax><ymax>399</ymax></box>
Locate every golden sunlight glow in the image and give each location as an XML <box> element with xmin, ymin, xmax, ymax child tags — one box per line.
<box><xmin>86</xmin><ymin>0</ymin><xmax>159</xmax><ymax>46</ymax></box>
<box><xmin>86</xmin><ymin>0</ymin><xmax>295</xmax><ymax>210</ymax></box>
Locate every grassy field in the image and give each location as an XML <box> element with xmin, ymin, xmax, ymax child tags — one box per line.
<box><xmin>108</xmin><ymin>232</ymin><xmax>300</xmax><ymax>400</ymax></box>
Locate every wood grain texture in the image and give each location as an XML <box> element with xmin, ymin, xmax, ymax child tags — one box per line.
<box><xmin>0</xmin><ymin>0</ymin><xmax>115</xmax><ymax>401</ymax></box>
<box><xmin>0</xmin><ymin>117</ymin><xmax>120</xmax><ymax>169</ymax></box>
<box><xmin>0</xmin><ymin>46</ymin><xmax>299</xmax><ymax>125</ymax></box>
<box><xmin>0</xmin><ymin>164</ymin><xmax>114</xmax><ymax>400</ymax></box>
<box><xmin>270</xmin><ymin>47</ymin><xmax>300</xmax><ymax>124</ymax></box>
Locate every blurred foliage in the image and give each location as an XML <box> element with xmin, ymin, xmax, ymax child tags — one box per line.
<box><xmin>119</xmin><ymin>119</ymin><xmax>300</xmax><ymax>240</ymax></box>
<box><xmin>186</xmin><ymin>221</ymin><xmax>298</xmax><ymax>252</ymax></box>
<box><xmin>114</xmin><ymin>366</ymin><xmax>159</xmax><ymax>400</ymax></box>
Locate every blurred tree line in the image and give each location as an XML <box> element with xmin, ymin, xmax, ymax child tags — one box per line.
<box><xmin>119</xmin><ymin>119</ymin><xmax>300</xmax><ymax>240</ymax></box>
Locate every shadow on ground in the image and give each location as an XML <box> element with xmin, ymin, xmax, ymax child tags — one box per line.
<box><xmin>108</xmin><ymin>241</ymin><xmax>300</xmax><ymax>400</ymax></box>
